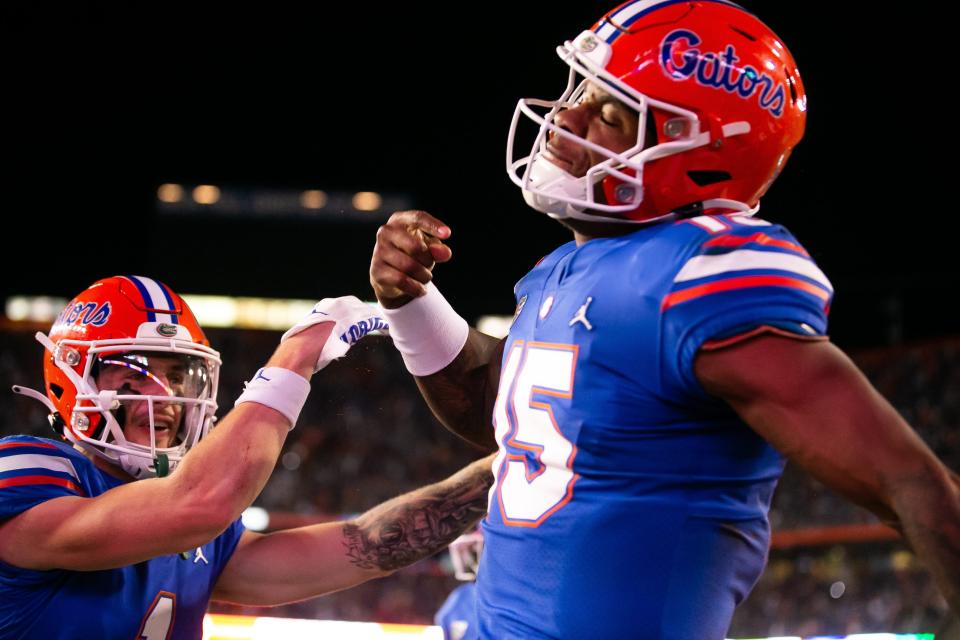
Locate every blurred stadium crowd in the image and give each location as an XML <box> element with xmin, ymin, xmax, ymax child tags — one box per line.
<box><xmin>1</xmin><ymin>325</ymin><xmax>955</xmax><ymax>635</ymax></box>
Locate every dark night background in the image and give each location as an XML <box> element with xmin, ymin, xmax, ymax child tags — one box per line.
<box><xmin>3</xmin><ymin>3</ymin><xmax>955</xmax><ymax>349</ymax></box>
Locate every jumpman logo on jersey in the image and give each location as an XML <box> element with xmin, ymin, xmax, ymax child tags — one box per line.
<box><xmin>569</xmin><ymin>297</ymin><xmax>594</xmax><ymax>331</ymax></box>
<box><xmin>193</xmin><ymin>546</ymin><xmax>208</xmax><ymax>565</ymax></box>
<box><xmin>254</xmin><ymin>369</ymin><xmax>271</xmax><ymax>382</ymax></box>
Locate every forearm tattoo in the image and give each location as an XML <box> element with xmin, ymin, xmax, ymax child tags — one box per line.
<box><xmin>342</xmin><ymin>458</ymin><xmax>494</xmax><ymax>572</ymax></box>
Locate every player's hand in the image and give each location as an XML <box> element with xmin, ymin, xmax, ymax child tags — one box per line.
<box><xmin>370</xmin><ymin>210</ymin><xmax>452</xmax><ymax>309</ymax></box>
<box><xmin>281</xmin><ymin>296</ymin><xmax>388</xmax><ymax>374</ymax></box>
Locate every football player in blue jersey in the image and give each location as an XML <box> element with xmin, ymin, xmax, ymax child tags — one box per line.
<box><xmin>435</xmin><ymin>529</ymin><xmax>482</xmax><ymax>640</ymax></box>
<box><xmin>370</xmin><ymin>1</ymin><xmax>959</xmax><ymax>637</ymax></box>
<box><xmin>0</xmin><ymin>276</ymin><xmax>493</xmax><ymax>639</ymax></box>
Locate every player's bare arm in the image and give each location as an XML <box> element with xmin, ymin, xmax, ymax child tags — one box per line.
<box><xmin>371</xmin><ymin>210</ymin><xmax>501</xmax><ymax>451</ymax></box>
<box><xmin>695</xmin><ymin>334</ymin><xmax>960</xmax><ymax>611</ymax></box>
<box><xmin>0</xmin><ymin>323</ymin><xmax>335</xmax><ymax>571</ymax></box>
<box><xmin>211</xmin><ymin>453</ymin><xmax>495</xmax><ymax>605</ymax></box>
<box><xmin>412</xmin><ymin>331</ymin><xmax>503</xmax><ymax>451</ymax></box>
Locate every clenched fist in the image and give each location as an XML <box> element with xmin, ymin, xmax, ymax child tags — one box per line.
<box><xmin>369</xmin><ymin>210</ymin><xmax>453</xmax><ymax>309</ymax></box>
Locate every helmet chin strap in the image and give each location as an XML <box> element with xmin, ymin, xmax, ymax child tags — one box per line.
<box><xmin>154</xmin><ymin>453</ymin><xmax>170</xmax><ymax>478</ymax></box>
<box><xmin>524</xmin><ymin>156</ymin><xmax>672</xmax><ymax>225</ymax></box>
<box><xmin>118</xmin><ymin>452</ymin><xmax>154</xmax><ymax>479</ymax></box>
<box><xmin>118</xmin><ymin>452</ymin><xmax>172</xmax><ymax>479</ymax></box>
<box><xmin>523</xmin><ymin>157</ymin><xmax>645</xmax><ymax>224</ymax></box>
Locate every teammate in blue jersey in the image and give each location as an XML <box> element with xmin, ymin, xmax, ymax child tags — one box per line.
<box><xmin>434</xmin><ymin>529</ymin><xmax>483</xmax><ymax>640</ymax></box>
<box><xmin>370</xmin><ymin>1</ymin><xmax>960</xmax><ymax>637</ymax></box>
<box><xmin>0</xmin><ymin>276</ymin><xmax>493</xmax><ymax>639</ymax></box>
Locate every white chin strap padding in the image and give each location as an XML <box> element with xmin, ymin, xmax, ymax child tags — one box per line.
<box><xmin>526</xmin><ymin>154</ymin><xmax>578</xmax><ymax>191</ymax></box>
<box><xmin>522</xmin><ymin>156</ymin><xmax>638</xmax><ymax>223</ymax></box>
<box><xmin>523</xmin><ymin>156</ymin><xmax>584</xmax><ymax>215</ymax></box>
<box><xmin>119</xmin><ymin>453</ymin><xmax>161</xmax><ymax>479</ymax></box>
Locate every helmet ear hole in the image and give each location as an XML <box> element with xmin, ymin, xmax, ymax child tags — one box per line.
<box><xmin>687</xmin><ymin>170</ymin><xmax>732</xmax><ymax>187</ymax></box>
<box><xmin>49</xmin><ymin>383</ymin><xmax>64</xmax><ymax>399</ymax></box>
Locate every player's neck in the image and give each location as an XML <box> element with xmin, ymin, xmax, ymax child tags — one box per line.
<box><xmin>76</xmin><ymin>446</ymin><xmax>138</xmax><ymax>483</ymax></box>
<box><xmin>563</xmin><ymin>219</ymin><xmax>639</xmax><ymax>245</ymax></box>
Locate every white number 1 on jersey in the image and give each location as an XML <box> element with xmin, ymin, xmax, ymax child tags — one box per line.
<box><xmin>490</xmin><ymin>341</ymin><xmax>579</xmax><ymax>526</ymax></box>
<box><xmin>138</xmin><ymin>591</ymin><xmax>175</xmax><ymax>640</ymax></box>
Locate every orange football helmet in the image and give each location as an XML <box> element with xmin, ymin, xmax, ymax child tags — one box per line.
<box><xmin>15</xmin><ymin>276</ymin><xmax>221</xmax><ymax>478</ymax></box>
<box><xmin>507</xmin><ymin>0</ymin><xmax>806</xmax><ymax>224</ymax></box>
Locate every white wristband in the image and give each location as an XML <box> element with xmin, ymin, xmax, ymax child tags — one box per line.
<box><xmin>381</xmin><ymin>282</ymin><xmax>469</xmax><ymax>376</ymax></box>
<box><xmin>234</xmin><ymin>367</ymin><xmax>311</xmax><ymax>429</ymax></box>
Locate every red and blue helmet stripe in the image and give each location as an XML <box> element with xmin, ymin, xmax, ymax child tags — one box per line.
<box><xmin>124</xmin><ymin>275</ymin><xmax>179</xmax><ymax>324</ymax></box>
<box><xmin>593</xmin><ymin>0</ymin><xmax>747</xmax><ymax>44</ymax></box>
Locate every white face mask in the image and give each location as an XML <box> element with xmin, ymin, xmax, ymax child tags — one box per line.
<box><xmin>90</xmin><ymin>351</ymin><xmax>217</xmax><ymax>478</ymax></box>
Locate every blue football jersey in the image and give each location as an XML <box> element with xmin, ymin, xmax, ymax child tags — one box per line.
<box><xmin>478</xmin><ymin>215</ymin><xmax>832</xmax><ymax>639</ymax></box>
<box><xmin>0</xmin><ymin>435</ymin><xmax>245</xmax><ymax>640</ymax></box>
<box><xmin>435</xmin><ymin>582</ymin><xmax>478</xmax><ymax>640</ymax></box>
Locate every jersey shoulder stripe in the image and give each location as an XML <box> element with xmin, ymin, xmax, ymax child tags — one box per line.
<box><xmin>673</xmin><ymin>248</ymin><xmax>832</xmax><ymax>288</ymax></box>
<box><xmin>663</xmin><ymin>221</ymin><xmax>833</xmax><ymax>311</ymax></box>
<box><xmin>663</xmin><ymin>274</ymin><xmax>831</xmax><ymax>310</ymax></box>
<box><xmin>0</xmin><ymin>438</ymin><xmax>87</xmax><ymax>496</ymax></box>
<box><xmin>702</xmin><ymin>231</ymin><xmax>809</xmax><ymax>257</ymax></box>
<box><xmin>0</xmin><ymin>475</ymin><xmax>85</xmax><ymax>496</ymax></box>
<box><xmin>0</xmin><ymin>441</ymin><xmax>60</xmax><ymax>453</ymax></box>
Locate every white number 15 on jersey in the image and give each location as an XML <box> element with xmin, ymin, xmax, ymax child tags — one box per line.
<box><xmin>490</xmin><ymin>341</ymin><xmax>579</xmax><ymax>526</ymax></box>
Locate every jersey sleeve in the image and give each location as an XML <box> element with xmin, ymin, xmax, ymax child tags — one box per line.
<box><xmin>0</xmin><ymin>437</ymin><xmax>88</xmax><ymax>520</ymax></box>
<box><xmin>659</xmin><ymin>224</ymin><xmax>833</xmax><ymax>398</ymax></box>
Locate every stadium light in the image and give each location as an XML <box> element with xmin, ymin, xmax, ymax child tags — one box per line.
<box><xmin>352</xmin><ymin>191</ymin><xmax>382</xmax><ymax>212</ymax></box>
<box><xmin>193</xmin><ymin>185</ymin><xmax>221</xmax><ymax>205</ymax></box>
<box><xmin>157</xmin><ymin>183</ymin><xmax>185</xmax><ymax>203</ymax></box>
